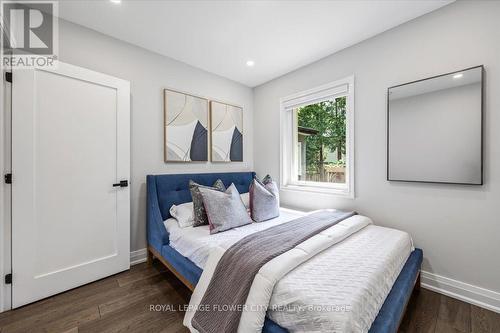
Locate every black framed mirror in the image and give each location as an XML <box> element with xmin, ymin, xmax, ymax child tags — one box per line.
<box><xmin>387</xmin><ymin>65</ymin><xmax>483</xmax><ymax>185</ymax></box>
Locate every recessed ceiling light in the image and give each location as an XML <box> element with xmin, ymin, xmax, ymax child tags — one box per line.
<box><xmin>246</xmin><ymin>60</ymin><xmax>255</xmax><ymax>67</ymax></box>
<box><xmin>453</xmin><ymin>73</ymin><xmax>463</xmax><ymax>79</ymax></box>
<box><xmin>110</xmin><ymin>0</ymin><xmax>121</xmax><ymax>4</ymax></box>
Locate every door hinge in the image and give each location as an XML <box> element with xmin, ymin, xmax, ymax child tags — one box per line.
<box><xmin>5</xmin><ymin>72</ymin><xmax>12</xmax><ymax>83</ymax></box>
<box><xmin>4</xmin><ymin>173</ymin><xmax>12</xmax><ymax>184</ymax></box>
<box><xmin>5</xmin><ymin>273</ymin><xmax>12</xmax><ymax>285</ymax></box>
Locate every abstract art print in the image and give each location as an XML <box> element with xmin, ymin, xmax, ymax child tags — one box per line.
<box><xmin>210</xmin><ymin>101</ymin><xmax>243</xmax><ymax>162</ymax></box>
<box><xmin>164</xmin><ymin>89</ymin><xmax>208</xmax><ymax>162</ymax></box>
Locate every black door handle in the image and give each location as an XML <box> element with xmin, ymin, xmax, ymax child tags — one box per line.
<box><xmin>113</xmin><ymin>180</ymin><xmax>128</xmax><ymax>187</ymax></box>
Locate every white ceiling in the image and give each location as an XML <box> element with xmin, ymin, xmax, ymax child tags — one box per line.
<box><xmin>58</xmin><ymin>0</ymin><xmax>453</xmax><ymax>87</ymax></box>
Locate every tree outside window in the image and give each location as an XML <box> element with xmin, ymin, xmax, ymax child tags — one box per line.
<box><xmin>296</xmin><ymin>96</ymin><xmax>347</xmax><ymax>183</ymax></box>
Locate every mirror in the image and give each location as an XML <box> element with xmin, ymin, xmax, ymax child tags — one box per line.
<box><xmin>387</xmin><ymin>66</ymin><xmax>483</xmax><ymax>185</ymax></box>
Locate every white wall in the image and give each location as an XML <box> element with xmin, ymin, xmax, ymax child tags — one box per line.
<box><xmin>57</xmin><ymin>19</ymin><xmax>254</xmax><ymax>252</ymax></box>
<box><xmin>254</xmin><ymin>0</ymin><xmax>500</xmax><ymax>304</ymax></box>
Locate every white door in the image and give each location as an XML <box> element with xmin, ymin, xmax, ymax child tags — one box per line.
<box><xmin>11</xmin><ymin>62</ymin><xmax>130</xmax><ymax>308</ymax></box>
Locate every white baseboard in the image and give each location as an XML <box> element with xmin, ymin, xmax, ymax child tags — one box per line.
<box><xmin>130</xmin><ymin>248</ymin><xmax>147</xmax><ymax>266</ymax></box>
<box><xmin>421</xmin><ymin>270</ymin><xmax>500</xmax><ymax>314</ymax></box>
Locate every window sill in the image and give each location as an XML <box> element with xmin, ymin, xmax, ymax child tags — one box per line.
<box><xmin>280</xmin><ymin>183</ymin><xmax>354</xmax><ymax>199</ymax></box>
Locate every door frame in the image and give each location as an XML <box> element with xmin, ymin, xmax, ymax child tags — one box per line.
<box><xmin>1</xmin><ymin>59</ymin><xmax>13</xmax><ymax>313</ymax></box>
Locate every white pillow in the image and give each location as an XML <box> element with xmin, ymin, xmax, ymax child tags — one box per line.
<box><xmin>169</xmin><ymin>202</ymin><xmax>194</xmax><ymax>228</ymax></box>
<box><xmin>240</xmin><ymin>192</ymin><xmax>250</xmax><ymax>209</ymax></box>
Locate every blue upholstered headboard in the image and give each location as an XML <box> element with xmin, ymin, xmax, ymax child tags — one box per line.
<box><xmin>152</xmin><ymin>171</ymin><xmax>255</xmax><ymax>220</ymax></box>
<box><xmin>146</xmin><ymin>171</ymin><xmax>256</xmax><ymax>251</ymax></box>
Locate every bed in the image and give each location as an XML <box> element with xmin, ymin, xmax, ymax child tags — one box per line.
<box><xmin>147</xmin><ymin>172</ymin><xmax>423</xmax><ymax>333</ymax></box>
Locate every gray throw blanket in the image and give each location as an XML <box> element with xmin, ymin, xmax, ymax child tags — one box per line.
<box><xmin>191</xmin><ymin>210</ymin><xmax>356</xmax><ymax>333</ymax></box>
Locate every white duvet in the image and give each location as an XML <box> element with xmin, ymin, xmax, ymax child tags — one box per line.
<box><xmin>166</xmin><ymin>209</ymin><xmax>413</xmax><ymax>333</ymax></box>
<box><xmin>164</xmin><ymin>208</ymin><xmax>306</xmax><ymax>268</ymax></box>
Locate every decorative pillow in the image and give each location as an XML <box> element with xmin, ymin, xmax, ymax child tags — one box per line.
<box><xmin>199</xmin><ymin>184</ymin><xmax>252</xmax><ymax>234</ymax></box>
<box><xmin>249</xmin><ymin>175</ymin><xmax>280</xmax><ymax>222</ymax></box>
<box><xmin>169</xmin><ymin>202</ymin><xmax>194</xmax><ymax>228</ymax></box>
<box><xmin>189</xmin><ymin>179</ymin><xmax>226</xmax><ymax>227</ymax></box>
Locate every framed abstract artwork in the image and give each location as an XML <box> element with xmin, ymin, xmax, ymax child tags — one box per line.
<box><xmin>210</xmin><ymin>101</ymin><xmax>243</xmax><ymax>162</ymax></box>
<box><xmin>164</xmin><ymin>89</ymin><xmax>209</xmax><ymax>162</ymax></box>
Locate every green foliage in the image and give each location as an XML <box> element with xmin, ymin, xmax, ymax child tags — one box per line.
<box><xmin>331</xmin><ymin>159</ymin><xmax>346</xmax><ymax>167</ymax></box>
<box><xmin>297</xmin><ymin>97</ymin><xmax>346</xmax><ymax>174</ymax></box>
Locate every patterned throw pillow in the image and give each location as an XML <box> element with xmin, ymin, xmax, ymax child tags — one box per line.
<box><xmin>199</xmin><ymin>184</ymin><xmax>252</xmax><ymax>234</ymax></box>
<box><xmin>249</xmin><ymin>175</ymin><xmax>280</xmax><ymax>222</ymax></box>
<box><xmin>189</xmin><ymin>179</ymin><xmax>226</xmax><ymax>227</ymax></box>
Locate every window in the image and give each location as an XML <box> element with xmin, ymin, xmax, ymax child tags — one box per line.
<box><xmin>280</xmin><ymin>76</ymin><xmax>354</xmax><ymax>197</ymax></box>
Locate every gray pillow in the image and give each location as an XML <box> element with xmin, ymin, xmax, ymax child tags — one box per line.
<box><xmin>189</xmin><ymin>179</ymin><xmax>226</xmax><ymax>227</ymax></box>
<box><xmin>249</xmin><ymin>175</ymin><xmax>280</xmax><ymax>222</ymax></box>
<box><xmin>199</xmin><ymin>183</ymin><xmax>252</xmax><ymax>234</ymax></box>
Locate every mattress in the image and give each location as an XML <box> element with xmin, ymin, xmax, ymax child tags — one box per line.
<box><xmin>166</xmin><ymin>209</ymin><xmax>413</xmax><ymax>332</ymax></box>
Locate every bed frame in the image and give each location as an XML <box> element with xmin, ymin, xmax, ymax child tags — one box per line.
<box><xmin>147</xmin><ymin>172</ymin><xmax>423</xmax><ymax>333</ymax></box>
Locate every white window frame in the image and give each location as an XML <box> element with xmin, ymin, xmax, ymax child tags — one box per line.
<box><xmin>280</xmin><ymin>76</ymin><xmax>355</xmax><ymax>198</ymax></box>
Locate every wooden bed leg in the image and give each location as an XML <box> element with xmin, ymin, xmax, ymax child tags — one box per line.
<box><xmin>147</xmin><ymin>248</ymin><xmax>154</xmax><ymax>266</ymax></box>
<box><xmin>414</xmin><ymin>271</ymin><xmax>421</xmax><ymax>293</ymax></box>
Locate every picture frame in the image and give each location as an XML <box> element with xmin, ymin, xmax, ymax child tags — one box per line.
<box><xmin>210</xmin><ymin>101</ymin><xmax>243</xmax><ymax>162</ymax></box>
<box><xmin>164</xmin><ymin>89</ymin><xmax>209</xmax><ymax>162</ymax></box>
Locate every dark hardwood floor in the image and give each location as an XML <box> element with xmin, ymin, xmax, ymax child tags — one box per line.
<box><xmin>0</xmin><ymin>261</ymin><xmax>499</xmax><ymax>333</ymax></box>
